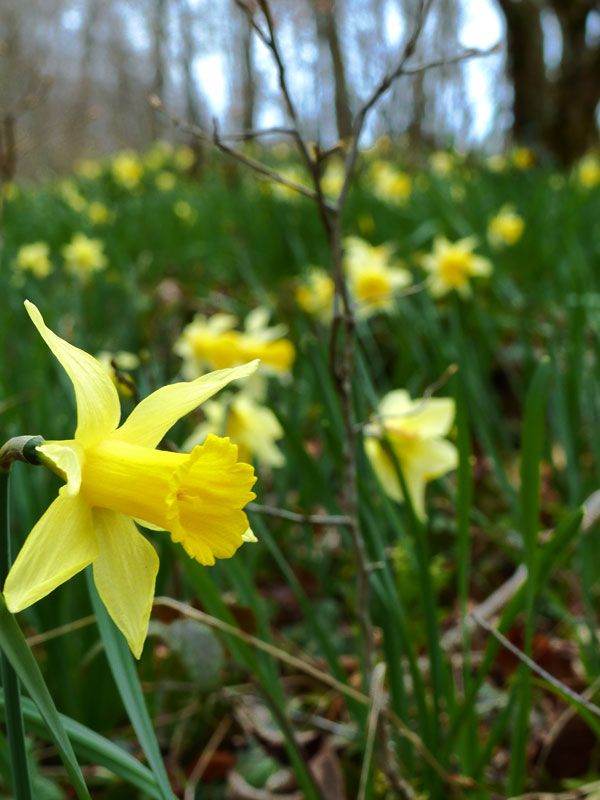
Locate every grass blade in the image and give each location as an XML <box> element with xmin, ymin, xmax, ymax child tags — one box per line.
<box><xmin>86</xmin><ymin>571</ymin><xmax>175</xmax><ymax>800</ymax></box>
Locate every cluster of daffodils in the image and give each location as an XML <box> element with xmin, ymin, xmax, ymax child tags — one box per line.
<box><xmin>422</xmin><ymin>236</ymin><xmax>492</xmax><ymax>298</ymax></box>
<box><xmin>364</xmin><ymin>390</ymin><xmax>457</xmax><ymax>519</ymax></box>
<box><xmin>4</xmin><ymin>302</ymin><xmax>258</xmax><ymax>658</ymax></box>
<box><xmin>14</xmin><ymin>233</ymin><xmax>108</xmax><ymax>282</ymax></box>
<box><xmin>295</xmin><ymin>236</ymin><xmax>411</xmax><ymax>321</ymax></box>
<box><xmin>174</xmin><ymin>307</ymin><xmax>294</xmax><ymax>468</ymax></box>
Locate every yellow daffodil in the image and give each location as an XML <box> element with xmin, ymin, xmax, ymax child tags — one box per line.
<box><xmin>370</xmin><ymin>163</ymin><xmax>412</xmax><ymax>204</ymax></box>
<box><xmin>185</xmin><ymin>392</ymin><xmax>284</xmax><ymax>468</ymax></box>
<box><xmin>4</xmin><ymin>302</ymin><xmax>258</xmax><ymax>657</ymax></box>
<box><xmin>97</xmin><ymin>351</ymin><xmax>141</xmax><ymax>398</ymax></box>
<box><xmin>486</xmin><ymin>154</ymin><xmax>506</xmax><ymax>173</ymax></box>
<box><xmin>15</xmin><ymin>242</ymin><xmax>52</xmax><ymax>278</ymax></box>
<box><xmin>144</xmin><ymin>141</ymin><xmax>174</xmax><ymax>171</ymax></box>
<box><xmin>111</xmin><ymin>151</ymin><xmax>144</xmax><ymax>190</ymax></box>
<box><xmin>488</xmin><ymin>206</ymin><xmax>524</xmax><ymax>248</ymax></box>
<box><xmin>173</xmin><ymin>200</ymin><xmax>196</xmax><ymax>224</ymax></box>
<box><xmin>63</xmin><ymin>233</ymin><xmax>107</xmax><ymax>279</ymax></box>
<box><xmin>429</xmin><ymin>151</ymin><xmax>454</xmax><ymax>176</ymax></box>
<box><xmin>576</xmin><ymin>155</ymin><xmax>600</xmax><ymax>189</ymax></box>
<box><xmin>87</xmin><ymin>202</ymin><xmax>112</xmax><ymax>225</ymax></box>
<box><xmin>271</xmin><ymin>166</ymin><xmax>309</xmax><ymax>201</ymax></box>
<box><xmin>510</xmin><ymin>147</ymin><xmax>535</xmax><ymax>170</ymax></box>
<box><xmin>321</xmin><ymin>161</ymin><xmax>345</xmax><ymax>197</ymax></box>
<box><xmin>75</xmin><ymin>159</ymin><xmax>102</xmax><ymax>180</ymax></box>
<box><xmin>174</xmin><ymin>145</ymin><xmax>196</xmax><ymax>171</ymax></box>
<box><xmin>156</xmin><ymin>171</ymin><xmax>176</xmax><ymax>191</ymax></box>
<box><xmin>364</xmin><ymin>390</ymin><xmax>457</xmax><ymax>518</ymax></box>
<box><xmin>2</xmin><ymin>182</ymin><xmax>18</xmax><ymax>201</ymax></box>
<box><xmin>422</xmin><ymin>236</ymin><xmax>492</xmax><ymax>298</ymax></box>
<box><xmin>175</xmin><ymin>309</ymin><xmax>295</xmax><ymax>380</ymax></box>
<box><xmin>295</xmin><ymin>268</ymin><xmax>335</xmax><ymax>320</ymax></box>
<box><xmin>60</xmin><ymin>181</ymin><xmax>87</xmax><ymax>213</ymax></box>
<box><xmin>344</xmin><ymin>236</ymin><xmax>411</xmax><ymax>317</ymax></box>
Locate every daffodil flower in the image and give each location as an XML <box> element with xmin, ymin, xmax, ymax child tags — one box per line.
<box><xmin>4</xmin><ymin>302</ymin><xmax>258</xmax><ymax>657</ymax></box>
<box><xmin>364</xmin><ymin>390</ymin><xmax>457</xmax><ymax>519</ymax></box>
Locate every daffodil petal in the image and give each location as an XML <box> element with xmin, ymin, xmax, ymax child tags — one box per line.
<box><xmin>25</xmin><ymin>301</ymin><xmax>120</xmax><ymax>445</ymax></box>
<box><xmin>36</xmin><ymin>441</ymin><xmax>84</xmax><ymax>496</ymax></box>
<box><xmin>364</xmin><ymin>437</ymin><xmax>403</xmax><ymax>503</ymax></box>
<box><xmin>400</xmin><ymin>398</ymin><xmax>455</xmax><ymax>439</ymax></box>
<box><xmin>92</xmin><ymin>510</ymin><xmax>158</xmax><ymax>659</ymax></box>
<box><xmin>378</xmin><ymin>390</ymin><xmax>412</xmax><ymax>419</ymax></box>
<box><xmin>408</xmin><ymin>438</ymin><xmax>459</xmax><ymax>481</ymax></box>
<box><xmin>114</xmin><ymin>361</ymin><xmax>259</xmax><ymax>448</ymax></box>
<box><xmin>4</xmin><ymin>494</ymin><xmax>98</xmax><ymax>612</ymax></box>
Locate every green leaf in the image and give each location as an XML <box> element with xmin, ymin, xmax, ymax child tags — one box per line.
<box><xmin>0</xmin><ymin>594</ymin><xmax>90</xmax><ymax>800</ymax></box>
<box><xmin>86</xmin><ymin>571</ymin><xmax>175</xmax><ymax>800</ymax></box>
<box><xmin>0</xmin><ymin>691</ymin><xmax>162</xmax><ymax>799</ymax></box>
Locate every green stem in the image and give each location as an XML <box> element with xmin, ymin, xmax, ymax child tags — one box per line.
<box><xmin>0</xmin><ymin>468</ymin><xmax>33</xmax><ymax>800</ymax></box>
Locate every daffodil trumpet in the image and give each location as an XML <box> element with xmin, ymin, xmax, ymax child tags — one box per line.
<box><xmin>3</xmin><ymin>302</ymin><xmax>259</xmax><ymax>658</ymax></box>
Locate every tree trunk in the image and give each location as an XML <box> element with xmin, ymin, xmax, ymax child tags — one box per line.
<box><xmin>496</xmin><ymin>0</ymin><xmax>599</xmax><ymax>164</ymax></box>
<box><xmin>313</xmin><ymin>0</ymin><xmax>353</xmax><ymax>140</ymax></box>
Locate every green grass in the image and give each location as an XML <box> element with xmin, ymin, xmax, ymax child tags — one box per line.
<box><xmin>0</xmin><ymin>144</ymin><xmax>599</xmax><ymax>798</ymax></box>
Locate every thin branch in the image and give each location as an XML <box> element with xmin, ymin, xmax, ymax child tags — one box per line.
<box><xmin>153</xmin><ymin>597</ymin><xmax>463</xmax><ymax>789</ymax></box>
<box><xmin>149</xmin><ymin>95</ymin><xmax>334</xmax><ymax>209</ymax></box>
<box><xmin>248</xmin><ymin>503</ymin><xmax>351</xmax><ymax>526</ymax></box>
<box><xmin>358</xmin><ymin>663</ymin><xmax>387</xmax><ymax>800</ymax></box>
<box><xmin>472</xmin><ymin>612</ymin><xmax>600</xmax><ymax>719</ymax></box>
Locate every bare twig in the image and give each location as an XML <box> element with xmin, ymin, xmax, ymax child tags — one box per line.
<box><xmin>358</xmin><ymin>663</ymin><xmax>387</xmax><ymax>800</ymax></box>
<box><xmin>248</xmin><ymin>502</ymin><xmax>351</xmax><ymax>526</ymax></box>
<box><xmin>183</xmin><ymin>717</ymin><xmax>231</xmax><ymax>800</ymax></box>
<box><xmin>150</xmin><ymin>95</ymin><xmax>333</xmax><ymax>209</ymax></box>
<box><xmin>472</xmin><ymin>612</ymin><xmax>600</xmax><ymax>719</ymax></box>
<box><xmin>153</xmin><ymin>597</ymin><xmax>463</xmax><ymax>789</ymax></box>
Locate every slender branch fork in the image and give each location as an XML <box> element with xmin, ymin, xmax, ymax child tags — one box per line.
<box><xmin>152</xmin><ymin>0</ymin><xmax>498</xmax><ymax>780</ymax></box>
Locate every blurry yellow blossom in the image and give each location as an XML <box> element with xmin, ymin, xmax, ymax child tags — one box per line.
<box><xmin>185</xmin><ymin>392</ymin><xmax>285</xmax><ymax>468</ymax></box>
<box><xmin>87</xmin><ymin>202</ymin><xmax>112</xmax><ymax>225</ymax></box>
<box><xmin>2</xmin><ymin>182</ymin><xmax>18</xmax><ymax>201</ymax></box>
<box><xmin>76</xmin><ymin>159</ymin><xmax>102</xmax><ymax>180</ymax></box>
<box><xmin>450</xmin><ymin>183</ymin><xmax>466</xmax><ymax>202</ymax></box>
<box><xmin>422</xmin><ymin>236</ymin><xmax>492</xmax><ymax>298</ymax></box>
<box><xmin>321</xmin><ymin>161</ymin><xmax>345</xmax><ymax>197</ymax></box>
<box><xmin>344</xmin><ymin>236</ymin><xmax>411</xmax><ymax>317</ymax></box>
<box><xmin>145</xmin><ymin>140</ymin><xmax>174</xmax><ymax>170</ymax></box>
<box><xmin>295</xmin><ymin>268</ymin><xmax>335</xmax><ymax>320</ymax></box>
<box><xmin>63</xmin><ymin>233</ymin><xmax>107</xmax><ymax>279</ymax></box>
<box><xmin>4</xmin><ymin>301</ymin><xmax>258</xmax><ymax>658</ymax></box>
<box><xmin>175</xmin><ymin>308</ymin><xmax>295</xmax><ymax>380</ymax></box>
<box><xmin>97</xmin><ymin>351</ymin><xmax>140</xmax><ymax>398</ymax></box>
<box><xmin>488</xmin><ymin>206</ymin><xmax>524</xmax><ymax>248</ymax></box>
<box><xmin>510</xmin><ymin>147</ymin><xmax>535</xmax><ymax>170</ymax></box>
<box><xmin>156</xmin><ymin>171</ymin><xmax>176</xmax><ymax>191</ymax></box>
<box><xmin>15</xmin><ymin>242</ymin><xmax>52</xmax><ymax>278</ymax></box>
<box><xmin>370</xmin><ymin>163</ymin><xmax>412</xmax><ymax>204</ymax></box>
<box><xmin>174</xmin><ymin>145</ymin><xmax>196</xmax><ymax>171</ymax></box>
<box><xmin>271</xmin><ymin>142</ymin><xmax>292</xmax><ymax>160</ymax></box>
<box><xmin>576</xmin><ymin>155</ymin><xmax>600</xmax><ymax>189</ymax></box>
<box><xmin>60</xmin><ymin>181</ymin><xmax>87</xmax><ymax>213</ymax></box>
<box><xmin>430</xmin><ymin>151</ymin><xmax>454</xmax><ymax>176</ymax></box>
<box><xmin>271</xmin><ymin>166</ymin><xmax>309</xmax><ymax>201</ymax></box>
<box><xmin>112</xmin><ymin>151</ymin><xmax>143</xmax><ymax>189</ymax></box>
<box><xmin>364</xmin><ymin>390</ymin><xmax>457</xmax><ymax>518</ymax></box>
<box><xmin>174</xmin><ymin>200</ymin><xmax>196</xmax><ymax>224</ymax></box>
<box><xmin>486</xmin><ymin>154</ymin><xmax>506</xmax><ymax>173</ymax></box>
<box><xmin>358</xmin><ymin>214</ymin><xmax>375</xmax><ymax>235</ymax></box>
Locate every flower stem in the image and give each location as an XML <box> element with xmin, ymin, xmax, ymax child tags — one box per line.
<box><xmin>0</xmin><ymin>467</ymin><xmax>33</xmax><ymax>800</ymax></box>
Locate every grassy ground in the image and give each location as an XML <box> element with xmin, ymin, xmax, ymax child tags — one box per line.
<box><xmin>1</xmin><ymin>141</ymin><xmax>600</xmax><ymax>799</ymax></box>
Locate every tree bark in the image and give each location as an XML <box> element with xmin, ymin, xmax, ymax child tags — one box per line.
<box><xmin>313</xmin><ymin>0</ymin><xmax>353</xmax><ymax>140</ymax></box>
